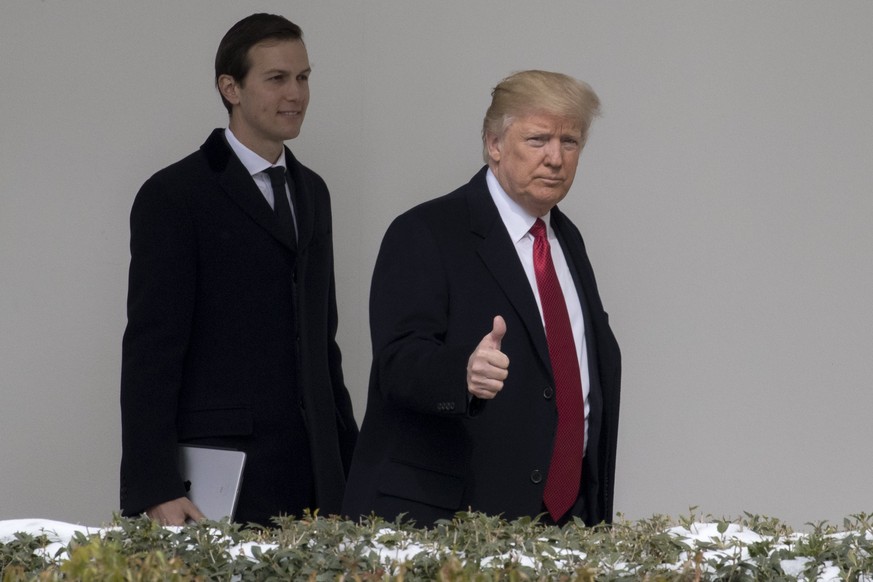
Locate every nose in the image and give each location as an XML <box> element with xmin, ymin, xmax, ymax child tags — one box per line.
<box><xmin>543</xmin><ymin>140</ymin><xmax>562</xmax><ymax>167</ymax></box>
<box><xmin>284</xmin><ymin>80</ymin><xmax>303</xmax><ymax>102</ymax></box>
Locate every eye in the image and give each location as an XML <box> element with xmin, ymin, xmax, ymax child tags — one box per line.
<box><xmin>527</xmin><ymin>136</ymin><xmax>546</xmax><ymax>146</ymax></box>
<box><xmin>297</xmin><ymin>73</ymin><xmax>310</xmax><ymax>82</ymax></box>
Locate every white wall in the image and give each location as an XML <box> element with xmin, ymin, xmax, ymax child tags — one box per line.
<box><xmin>2</xmin><ymin>0</ymin><xmax>871</xmax><ymax>528</ymax></box>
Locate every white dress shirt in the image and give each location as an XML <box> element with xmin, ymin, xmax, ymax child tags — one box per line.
<box><xmin>485</xmin><ymin>168</ymin><xmax>591</xmax><ymax>451</ymax></box>
<box><xmin>224</xmin><ymin>128</ymin><xmax>298</xmax><ymax>233</ymax></box>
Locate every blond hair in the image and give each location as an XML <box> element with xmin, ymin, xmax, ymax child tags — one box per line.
<box><xmin>482</xmin><ymin>70</ymin><xmax>601</xmax><ymax>163</ymax></box>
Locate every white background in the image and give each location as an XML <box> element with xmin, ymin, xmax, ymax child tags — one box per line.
<box><xmin>2</xmin><ymin>1</ymin><xmax>871</xmax><ymax>528</ymax></box>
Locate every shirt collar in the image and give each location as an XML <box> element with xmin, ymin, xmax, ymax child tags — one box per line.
<box><xmin>485</xmin><ymin>167</ymin><xmax>552</xmax><ymax>243</ymax></box>
<box><xmin>224</xmin><ymin>128</ymin><xmax>287</xmax><ymax>175</ymax></box>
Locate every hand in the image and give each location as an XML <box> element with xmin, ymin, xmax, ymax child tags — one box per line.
<box><xmin>146</xmin><ymin>496</ymin><xmax>206</xmax><ymax>526</ymax></box>
<box><xmin>466</xmin><ymin>316</ymin><xmax>509</xmax><ymax>399</ymax></box>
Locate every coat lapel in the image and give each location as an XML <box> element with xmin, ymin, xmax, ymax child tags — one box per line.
<box><xmin>285</xmin><ymin>148</ymin><xmax>314</xmax><ymax>251</ymax></box>
<box><xmin>551</xmin><ymin>208</ymin><xmax>605</xmax><ymax>341</ymax></box>
<box><xmin>200</xmin><ymin>129</ymin><xmax>296</xmax><ymax>251</ymax></box>
<box><xmin>465</xmin><ymin>168</ymin><xmax>552</xmax><ymax>373</ymax></box>
<box><xmin>552</xmin><ymin>207</ymin><xmax>604</xmax><ymax>444</ymax></box>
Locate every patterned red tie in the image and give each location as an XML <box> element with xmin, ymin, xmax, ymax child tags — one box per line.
<box><xmin>530</xmin><ymin>218</ymin><xmax>585</xmax><ymax>521</ymax></box>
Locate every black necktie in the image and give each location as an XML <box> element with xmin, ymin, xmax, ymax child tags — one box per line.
<box><xmin>265</xmin><ymin>166</ymin><xmax>297</xmax><ymax>241</ymax></box>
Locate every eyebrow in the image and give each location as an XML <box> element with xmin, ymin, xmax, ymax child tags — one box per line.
<box><xmin>263</xmin><ymin>67</ymin><xmax>312</xmax><ymax>77</ymax></box>
<box><xmin>524</xmin><ymin>129</ymin><xmax>581</xmax><ymax>137</ymax></box>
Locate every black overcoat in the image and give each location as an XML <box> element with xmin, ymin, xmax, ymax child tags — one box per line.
<box><xmin>120</xmin><ymin>129</ymin><xmax>357</xmax><ymax>524</ymax></box>
<box><xmin>342</xmin><ymin>167</ymin><xmax>621</xmax><ymax>527</ymax></box>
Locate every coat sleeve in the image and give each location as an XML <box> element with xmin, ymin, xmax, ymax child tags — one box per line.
<box><xmin>119</xmin><ymin>174</ymin><xmax>195</xmax><ymax>515</ymax></box>
<box><xmin>368</xmin><ymin>212</ymin><xmax>476</xmax><ymax>416</ymax></box>
<box><xmin>326</xmin><ymin>264</ymin><xmax>359</xmax><ymax>475</ymax></box>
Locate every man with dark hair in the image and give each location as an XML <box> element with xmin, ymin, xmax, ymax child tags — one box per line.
<box><xmin>121</xmin><ymin>13</ymin><xmax>357</xmax><ymax>527</ymax></box>
<box><xmin>213</xmin><ymin>15</ymin><xmax>302</xmax><ymax>114</ymax></box>
<box><xmin>343</xmin><ymin>70</ymin><xmax>621</xmax><ymax>527</ymax></box>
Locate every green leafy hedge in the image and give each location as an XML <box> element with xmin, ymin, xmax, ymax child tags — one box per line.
<box><xmin>2</xmin><ymin>511</ymin><xmax>873</xmax><ymax>580</ymax></box>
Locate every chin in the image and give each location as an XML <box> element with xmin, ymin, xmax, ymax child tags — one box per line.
<box><xmin>533</xmin><ymin>193</ymin><xmax>566</xmax><ymax>208</ymax></box>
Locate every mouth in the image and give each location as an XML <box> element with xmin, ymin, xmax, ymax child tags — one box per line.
<box><xmin>536</xmin><ymin>176</ymin><xmax>563</xmax><ymax>186</ymax></box>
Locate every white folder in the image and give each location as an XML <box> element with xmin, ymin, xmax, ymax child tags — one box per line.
<box><xmin>177</xmin><ymin>445</ymin><xmax>246</xmax><ymax>521</ymax></box>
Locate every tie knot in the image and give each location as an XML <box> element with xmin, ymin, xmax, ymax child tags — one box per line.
<box><xmin>265</xmin><ymin>166</ymin><xmax>285</xmax><ymax>186</ymax></box>
<box><xmin>530</xmin><ymin>218</ymin><xmax>547</xmax><ymax>241</ymax></box>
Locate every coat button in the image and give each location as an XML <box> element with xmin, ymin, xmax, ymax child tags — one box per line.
<box><xmin>530</xmin><ymin>470</ymin><xmax>543</xmax><ymax>484</ymax></box>
<box><xmin>543</xmin><ymin>386</ymin><xmax>554</xmax><ymax>400</ymax></box>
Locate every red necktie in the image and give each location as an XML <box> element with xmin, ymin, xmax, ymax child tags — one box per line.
<box><xmin>530</xmin><ymin>218</ymin><xmax>585</xmax><ymax>521</ymax></box>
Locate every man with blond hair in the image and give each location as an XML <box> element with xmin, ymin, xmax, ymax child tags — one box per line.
<box><xmin>343</xmin><ymin>70</ymin><xmax>621</xmax><ymax>527</ymax></box>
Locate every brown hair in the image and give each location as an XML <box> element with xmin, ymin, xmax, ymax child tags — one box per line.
<box><xmin>215</xmin><ymin>13</ymin><xmax>304</xmax><ymax>114</ymax></box>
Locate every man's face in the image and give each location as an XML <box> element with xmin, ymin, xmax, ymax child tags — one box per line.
<box><xmin>220</xmin><ymin>39</ymin><xmax>310</xmax><ymax>162</ymax></box>
<box><xmin>486</xmin><ymin>112</ymin><xmax>583</xmax><ymax>217</ymax></box>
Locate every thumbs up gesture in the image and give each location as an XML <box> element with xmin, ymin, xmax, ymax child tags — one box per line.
<box><xmin>466</xmin><ymin>316</ymin><xmax>510</xmax><ymax>399</ymax></box>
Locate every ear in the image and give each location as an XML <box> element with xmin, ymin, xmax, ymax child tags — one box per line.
<box><xmin>218</xmin><ymin>74</ymin><xmax>241</xmax><ymax>106</ymax></box>
<box><xmin>485</xmin><ymin>131</ymin><xmax>502</xmax><ymax>163</ymax></box>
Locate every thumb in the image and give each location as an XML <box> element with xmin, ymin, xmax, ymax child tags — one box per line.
<box><xmin>483</xmin><ymin>315</ymin><xmax>507</xmax><ymax>350</ymax></box>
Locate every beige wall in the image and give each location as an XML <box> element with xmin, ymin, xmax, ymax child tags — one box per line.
<box><xmin>2</xmin><ymin>0</ymin><xmax>872</xmax><ymax>527</ymax></box>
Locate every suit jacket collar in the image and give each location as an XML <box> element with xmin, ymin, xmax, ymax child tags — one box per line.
<box><xmin>464</xmin><ymin>166</ymin><xmax>552</xmax><ymax>372</ymax></box>
<box><xmin>465</xmin><ymin>166</ymin><xmax>603</xmax><ymax>386</ymax></box>
<box><xmin>285</xmin><ymin>148</ymin><xmax>314</xmax><ymax>251</ymax></box>
<box><xmin>201</xmin><ymin>128</ymin><xmax>310</xmax><ymax>252</ymax></box>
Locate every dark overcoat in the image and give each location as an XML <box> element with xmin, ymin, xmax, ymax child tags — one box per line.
<box><xmin>342</xmin><ymin>167</ymin><xmax>621</xmax><ymax>527</ymax></box>
<box><xmin>120</xmin><ymin>129</ymin><xmax>357</xmax><ymax>525</ymax></box>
